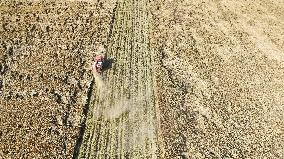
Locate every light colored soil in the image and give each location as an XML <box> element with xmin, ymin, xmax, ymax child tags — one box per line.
<box><xmin>0</xmin><ymin>1</ymin><xmax>115</xmax><ymax>158</ymax></box>
<box><xmin>1</xmin><ymin>0</ymin><xmax>283</xmax><ymax>158</ymax></box>
<box><xmin>150</xmin><ymin>0</ymin><xmax>284</xmax><ymax>158</ymax></box>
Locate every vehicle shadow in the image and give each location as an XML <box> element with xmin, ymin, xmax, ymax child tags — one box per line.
<box><xmin>103</xmin><ymin>58</ymin><xmax>115</xmax><ymax>71</ymax></box>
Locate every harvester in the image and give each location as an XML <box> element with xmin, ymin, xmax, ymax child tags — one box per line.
<box><xmin>92</xmin><ymin>55</ymin><xmax>104</xmax><ymax>74</ymax></box>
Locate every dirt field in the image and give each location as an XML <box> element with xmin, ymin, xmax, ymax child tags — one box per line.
<box><xmin>0</xmin><ymin>1</ymin><xmax>116</xmax><ymax>158</ymax></box>
<box><xmin>151</xmin><ymin>0</ymin><xmax>284</xmax><ymax>158</ymax></box>
<box><xmin>1</xmin><ymin>0</ymin><xmax>283</xmax><ymax>158</ymax></box>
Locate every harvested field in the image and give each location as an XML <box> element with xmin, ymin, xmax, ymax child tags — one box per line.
<box><xmin>0</xmin><ymin>1</ymin><xmax>116</xmax><ymax>158</ymax></box>
<box><xmin>150</xmin><ymin>0</ymin><xmax>284</xmax><ymax>158</ymax></box>
<box><xmin>0</xmin><ymin>0</ymin><xmax>284</xmax><ymax>158</ymax></box>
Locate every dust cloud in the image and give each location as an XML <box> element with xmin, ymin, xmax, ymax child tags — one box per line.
<box><xmin>92</xmin><ymin>71</ymin><xmax>107</xmax><ymax>96</ymax></box>
<box><xmin>103</xmin><ymin>94</ymin><xmax>150</xmax><ymax>119</ymax></box>
<box><xmin>92</xmin><ymin>71</ymin><xmax>151</xmax><ymax>120</ymax></box>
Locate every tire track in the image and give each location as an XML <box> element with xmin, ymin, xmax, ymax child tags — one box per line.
<box><xmin>78</xmin><ymin>0</ymin><xmax>158</xmax><ymax>158</ymax></box>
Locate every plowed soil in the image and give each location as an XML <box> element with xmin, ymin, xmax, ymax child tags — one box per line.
<box><xmin>1</xmin><ymin>0</ymin><xmax>283</xmax><ymax>159</ymax></box>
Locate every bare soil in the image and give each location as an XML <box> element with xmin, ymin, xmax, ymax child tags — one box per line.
<box><xmin>150</xmin><ymin>0</ymin><xmax>284</xmax><ymax>158</ymax></box>
<box><xmin>0</xmin><ymin>1</ymin><xmax>116</xmax><ymax>158</ymax></box>
<box><xmin>0</xmin><ymin>0</ymin><xmax>283</xmax><ymax>158</ymax></box>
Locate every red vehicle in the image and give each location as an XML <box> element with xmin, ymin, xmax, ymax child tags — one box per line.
<box><xmin>92</xmin><ymin>55</ymin><xmax>104</xmax><ymax>74</ymax></box>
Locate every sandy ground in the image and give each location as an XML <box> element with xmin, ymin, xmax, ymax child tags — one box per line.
<box><xmin>0</xmin><ymin>0</ymin><xmax>283</xmax><ymax>158</ymax></box>
<box><xmin>0</xmin><ymin>1</ymin><xmax>115</xmax><ymax>158</ymax></box>
<box><xmin>150</xmin><ymin>0</ymin><xmax>284</xmax><ymax>158</ymax></box>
